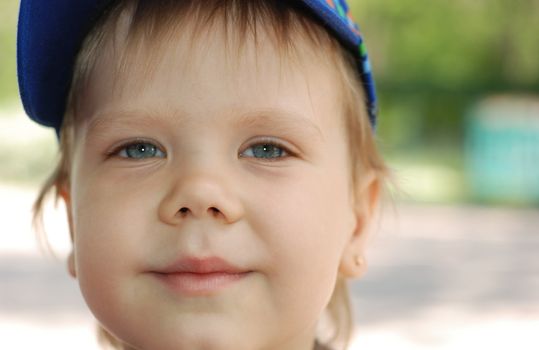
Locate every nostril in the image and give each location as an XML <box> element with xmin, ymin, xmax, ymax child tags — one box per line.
<box><xmin>179</xmin><ymin>207</ymin><xmax>189</xmax><ymax>214</ymax></box>
<box><xmin>176</xmin><ymin>207</ymin><xmax>222</xmax><ymax>218</ymax></box>
<box><xmin>209</xmin><ymin>207</ymin><xmax>220</xmax><ymax>216</ymax></box>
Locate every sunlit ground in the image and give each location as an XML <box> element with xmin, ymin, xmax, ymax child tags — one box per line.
<box><xmin>350</xmin><ymin>307</ymin><xmax>539</xmax><ymax>349</ymax></box>
<box><xmin>1</xmin><ymin>107</ymin><xmax>538</xmax><ymax>349</ymax></box>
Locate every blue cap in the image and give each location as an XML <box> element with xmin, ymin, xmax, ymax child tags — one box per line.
<box><xmin>17</xmin><ymin>0</ymin><xmax>377</xmax><ymax>134</ymax></box>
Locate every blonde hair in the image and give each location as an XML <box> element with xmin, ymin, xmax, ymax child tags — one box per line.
<box><xmin>33</xmin><ymin>1</ymin><xmax>389</xmax><ymax>349</ymax></box>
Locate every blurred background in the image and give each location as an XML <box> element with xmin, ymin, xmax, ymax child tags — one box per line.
<box><xmin>1</xmin><ymin>0</ymin><xmax>538</xmax><ymax>349</ymax></box>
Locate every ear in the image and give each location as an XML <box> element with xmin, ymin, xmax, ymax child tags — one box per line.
<box><xmin>59</xmin><ymin>185</ymin><xmax>77</xmax><ymax>279</ymax></box>
<box><xmin>338</xmin><ymin>173</ymin><xmax>380</xmax><ymax>279</ymax></box>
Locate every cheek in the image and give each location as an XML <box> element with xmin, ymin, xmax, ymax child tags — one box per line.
<box><xmin>70</xmin><ymin>175</ymin><xmax>156</xmax><ymax>312</ymax></box>
<box><xmin>248</xmin><ymin>164</ymin><xmax>354</xmax><ymax>313</ymax></box>
<box><xmin>72</xmin><ymin>176</ymin><xmax>156</xmax><ymax>264</ymax></box>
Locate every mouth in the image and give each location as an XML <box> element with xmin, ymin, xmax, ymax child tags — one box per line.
<box><xmin>151</xmin><ymin>256</ymin><xmax>252</xmax><ymax>296</ymax></box>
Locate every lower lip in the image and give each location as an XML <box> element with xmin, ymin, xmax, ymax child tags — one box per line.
<box><xmin>154</xmin><ymin>271</ymin><xmax>250</xmax><ymax>296</ymax></box>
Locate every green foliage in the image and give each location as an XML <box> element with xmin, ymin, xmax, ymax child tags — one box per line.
<box><xmin>0</xmin><ymin>106</ymin><xmax>57</xmax><ymax>187</ymax></box>
<box><xmin>0</xmin><ymin>1</ymin><xmax>19</xmax><ymax>105</ymax></box>
<box><xmin>0</xmin><ymin>136</ymin><xmax>57</xmax><ymax>186</ymax></box>
<box><xmin>350</xmin><ymin>0</ymin><xmax>539</xmax><ymax>147</ymax></box>
<box><xmin>352</xmin><ymin>0</ymin><xmax>539</xmax><ymax>88</ymax></box>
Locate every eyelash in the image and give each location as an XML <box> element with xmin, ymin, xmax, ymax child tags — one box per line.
<box><xmin>240</xmin><ymin>137</ymin><xmax>294</xmax><ymax>161</ymax></box>
<box><xmin>106</xmin><ymin>139</ymin><xmax>166</xmax><ymax>160</ymax></box>
<box><xmin>106</xmin><ymin>137</ymin><xmax>294</xmax><ymax>161</ymax></box>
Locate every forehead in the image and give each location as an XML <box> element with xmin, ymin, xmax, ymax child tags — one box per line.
<box><xmin>77</xmin><ymin>3</ymin><xmax>346</xmax><ymax>136</ymax></box>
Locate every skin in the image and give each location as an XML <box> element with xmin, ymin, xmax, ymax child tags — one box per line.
<box><xmin>61</xmin><ymin>19</ymin><xmax>378</xmax><ymax>350</ymax></box>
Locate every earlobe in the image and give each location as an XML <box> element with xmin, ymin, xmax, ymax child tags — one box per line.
<box><xmin>338</xmin><ymin>174</ymin><xmax>380</xmax><ymax>279</ymax></box>
<box><xmin>338</xmin><ymin>210</ymin><xmax>368</xmax><ymax>278</ymax></box>
<box><xmin>339</xmin><ymin>252</ymin><xmax>368</xmax><ymax>278</ymax></box>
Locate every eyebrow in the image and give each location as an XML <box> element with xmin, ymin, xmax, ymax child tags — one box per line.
<box><xmin>85</xmin><ymin>108</ymin><xmax>324</xmax><ymax>141</ymax></box>
<box><xmin>231</xmin><ymin>109</ymin><xmax>324</xmax><ymax>141</ymax></box>
<box><xmin>85</xmin><ymin>110</ymin><xmax>165</xmax><ymax>137</ymax></box>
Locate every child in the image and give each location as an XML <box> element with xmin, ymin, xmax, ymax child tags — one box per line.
<box><xmin>18</xmin><ymin>0</ymin><xmax>388</xmax><ymax>349</ymax></box>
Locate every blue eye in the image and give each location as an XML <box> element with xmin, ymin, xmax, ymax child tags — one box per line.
<box><xmin>114</xmin><ymin>141</ymin><xmax>166</xmax><ymax>159</ymax></box>
<box><xmin>241</xmin><ymin>141</ymin><xmax>290</xmax><ymax>160</ymax></box>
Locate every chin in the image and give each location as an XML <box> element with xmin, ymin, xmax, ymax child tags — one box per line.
<box><xmin>125</xmin><ymin>325</ymin><xmax>254</xmax><ymax>350</ymax></box>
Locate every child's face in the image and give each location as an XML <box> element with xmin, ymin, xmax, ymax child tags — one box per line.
<box><xmin>64</xmin><ymin>23</ymin><xmax>369</xmax><ymax>350</ymax></box>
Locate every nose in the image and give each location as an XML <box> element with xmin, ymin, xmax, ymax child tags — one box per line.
<box><xmin>158</xmin><ymin>170</ymin><xmax>244</xmax><ymax>225</ymax></box>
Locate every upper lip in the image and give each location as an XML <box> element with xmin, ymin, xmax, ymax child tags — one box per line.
<box><xmin>155</xmin><ymin>256</ymin><xmax>247</xmax><ymax>274</ymax></box>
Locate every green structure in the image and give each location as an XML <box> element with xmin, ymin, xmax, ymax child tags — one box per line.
<box><xmin>466</xmin><ymin>95</ymin><xmax>539</xmax><ymax>205</ymax></box>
